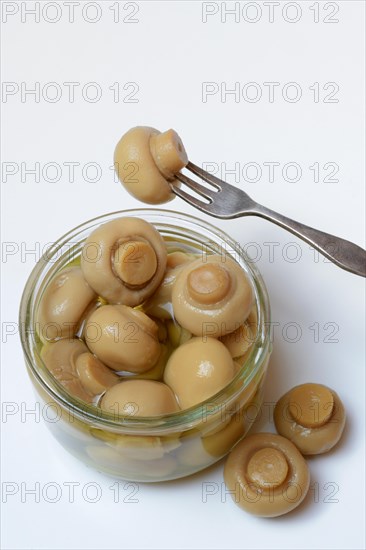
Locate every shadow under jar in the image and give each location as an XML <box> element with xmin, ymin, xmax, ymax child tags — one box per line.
<box><xmin>19</xmin><ymin>209</ymin><xmax>271</xmax><ymax>482</ymax></box>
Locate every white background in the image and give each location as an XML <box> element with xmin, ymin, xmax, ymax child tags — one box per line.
<box><xmin>1</xmin><ymin>1</ymin><xmax>365</xmax><ymax>549</ymax></box>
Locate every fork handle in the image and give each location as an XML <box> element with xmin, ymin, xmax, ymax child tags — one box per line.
<box><xmin>251</xmin><ymin>204</ymin><xmax>366</xmax><ymax>277</ymax></box>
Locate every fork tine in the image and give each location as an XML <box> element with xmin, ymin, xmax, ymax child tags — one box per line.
<box><xmin>175</xmin><ymin>172</ymin><xmax>215</xmax><ymax>201</ymax></box>
<box><xmin>170</xmin><ymin>184</ymin><xmax>211</xmax><ymax>212</ymax></box>
<box><xmin>186</xmin><ymin>162</ymin><xmax>224</xmax><ymax>190</ymax></box>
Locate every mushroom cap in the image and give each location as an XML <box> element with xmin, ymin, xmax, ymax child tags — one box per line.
<box><xmin>36</xmin><ymin>267</ymin><xmax>96</xmax><ymax>342</ymax></box>
<box><xmin>172</xmin><ymin>255</ymin><xmax>254</xmax><ymax>337</ymax></box>
<box><xmin>164</xmin><ymin>337</ymin><xmax>236</xmax><ymax>409</ymax></box>
<box><xmin>274</xmin><ymin>383</ymin><xmax>346</xmax><ymax>455</ymax></box>
<box><xmin>84</xmin><ymin>304</ymin><xmax>161</xmax><ymax>373</ymax></box>
<box><xmin>114</xmin><ymin>126</ymin><xmax>188</xmax><ymax>204</ymax></box>
<box><xmin>100</xmin><ymin>379</ymin><xmax>180</xmax><ymax>417</ymax></box>
<box><xmin>81</xmin><ymin>216</ymin><xmax>167</xmax><ymax>306</ymax></box>
<box><xmin>224</xmin><ymin>432</ymin><xmax>310</xmax><ymax>517</ymax></box>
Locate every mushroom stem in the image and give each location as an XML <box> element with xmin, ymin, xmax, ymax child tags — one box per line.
<box><xmin>187</xmin><ymin>263</ymin><xmax>231</xmax><ymax>305</ymax></box>
<box><xmin>150</xmin><ymin>130</ymin><xmax>188</xmax><ymax>180</ymax></box>
<box><xmin>113</xmin><ymin>240</ymin><xmax>158</xmax><ymax>287</ymax></box>
<box><xmin>247</xmin><ymin>448</ymin><xmax>289</xmax><ymax>489</ymax></box>
<box><xmin>289</xmin><ymin>383</ymin><xmax>334</xmax><ymax>428</ymax></box>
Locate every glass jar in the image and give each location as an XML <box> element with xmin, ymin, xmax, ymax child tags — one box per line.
<box><xmin>19</xmin><ymin>209</ymin><xmax>271</xmax><ymax>482</ymax></box>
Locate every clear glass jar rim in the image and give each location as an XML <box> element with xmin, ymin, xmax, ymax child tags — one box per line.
<box><xmin>19</xmin><ymin>208</ymin><xmax>271</xmax><ymax>432</ymax></box>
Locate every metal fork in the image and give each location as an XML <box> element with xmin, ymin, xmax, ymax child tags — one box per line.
<box><xmin>173</xmin><ymin>162</ymin><xmax>366</xmax><ymax>278</ymax></box>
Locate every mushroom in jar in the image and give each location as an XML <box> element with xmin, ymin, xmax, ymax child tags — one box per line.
<box><xmin>172</xmin><ymin>255</ymin><xmax>254</xmax><ymax>338</ymax></box>
<box><xmin>219</xmin><ymin>307</ymin><xmax>257</xmax><ymax>358</ymax></box>
<box><xmin>224</xmin><ymin>433</ymin><xmax>310</xmax><ymax>517</ymax></box>
<box><xmin>166</xmin><ymin>251</ymin><xmax>195</xmax><ymax>269</ymax></box>
<box><xmin>100</xmin><ymin>379</ymin><xmax>180</xmax><ymax>417</ymax></box>
<box><xmin>274</xmin><ymin>383</ymin><xmax>346</xmax><ymax>455</ymax></box>
<box><xmin>81</xmin><ymin>217</ymin><xmax>167</xmax><ymax>306</ymax></box>
<box><xmin>164</xmin><ymin>337</ymin><xmax>236</xmax><ymax>409</ymax></box>
<box><xmin>114</xmin><ymin>126</ymin><xmax>188</xmax><ymax>204</ymax></box>
<box><xmin>143</xmin><ymin>253</ymin><xmax>195</xmax><ymax>320</ymax></box>
<box><xmin>75</xmin><ymin>352</ymin><xmax>119</xmax><ymax>396</ymax></box>
<box><xmin>36</xmin><ymin>267</ymin><xmax>97</xmax><ymax>342</ymax></box>
<box><xmin>41</xmin><ymin>338</ymin><xmax>93</xmax><ymax>403</ymax></box>
<box><xmin>202</xmin><ymin>412</ymin><xmax>246</xmax><ymax>457</ymax></box>
<box><xmin>84</xmin><ymin>304</ymin><xmax>161</xmax><ymax>374</ymax></box>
